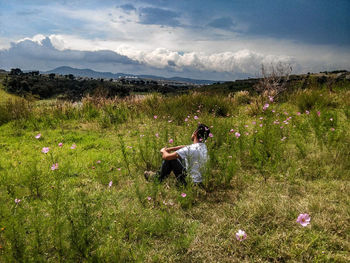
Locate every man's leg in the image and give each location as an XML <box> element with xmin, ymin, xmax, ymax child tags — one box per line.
<box><xmin>157</xmin><ymin>158</ymin><xmax>186</xmax><ymax>184</ymax></box>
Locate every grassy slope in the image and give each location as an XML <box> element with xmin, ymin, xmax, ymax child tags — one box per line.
<box><xmin>0</xmin><ymin>79</ymin><xmax>349</xmax><ymax>262</ymax></box>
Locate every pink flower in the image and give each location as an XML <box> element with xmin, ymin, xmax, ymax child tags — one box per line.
<box><xmin>147</xmin><ymin>196</ymin><xmax>152</xmax><ymax>201</ymax></box>
<box><xmin>209</xmin><ymin>133</ymin><xmax>213</xmax><ymax>138</ymax></box>
<box><xmin>117</xmin><ymin>168</ymin><xmax>121</xmax><ymax>171</ymax></box>
<box><xmin>196</xmin><ymin>110</ymin><xmax>200</xmax><ymax>113</ymax></box>
<box><xmin>92</xmin><ymin>166</ymin><xmax>95</xmax><ymax>169</ymax></box>
<box><xmin>297</xmin><ymin>112</ymin><xmax>301</xmax><ymax>115</ymax></box>
<box><xmin>252</xmin><ymin>121</ymin><xmax>256</xmax><ymax>125</ymax></box>
<box><xmin>263</xmin><ymin>103</ymin><xmax>269</xmax><ymax>110</ymax></box>
<box><xmin>41</xmin><ymin>147</ymin><xmax>50</xmax><ymax>154</ymax></box>
<box><xmin>235</xmin><ymin>132</ymin><xmax>241</xmax><ymax>138</ymax></box>
<box><xmin>284</xmin><ymin>112</ymin><xmax>289</xmax><ymax>115</ymax></box>
<box><xmin>244</xmin><ymin>125</ymin><xmax>249</xmax><ymax>128</ymax></box>
<box><xmin>153</xmin><ymin>115</ymin><xmax>158</xmax><ymax>119</ymax></box>
<box><xmin>273</xmin><ymin>120</ymin><xmax>280</xmax><ymax>125</ymax></box>
<box><xmin>330</xmin><ymin>128</ymin><xmax>335</xmax><ymax>131</ymax></box>
<box><xmin>51</xmin><ymin>163</ymin><xmax>59</xmax><ymax>170</ymax></box>
<box><xmin>330</xmin><ymin>118</ymin><xmax>333</xmax><ymax>121</ymax></box>
<box><xmin>35</xmin><ymin>133</ymin><xmax>41</xmax><ymax>139</ymax></box>
<box><xmin>245</xmin><ymin>132</ymin><xmax>249</xmax><ymax>136</ymax></box>
<box><xmin>259</xmin><ymin>117</ymin><xmax>263</xmax><ymax>120</ymax></box>
<box><xmin>317</xmin><ymin>111</ymin><xmax>321</xmax><ymax>116</ymax></box>
<box><xmin>70</xmin><ymin>144</ymin><xmax>76</xmax><ymax>149</ymax></box>
<box><xmin>269</xmin><ymin>96</ymin><xmax>274</xmax><ymax>102</ymax></box>
<box><xmin>271</xmin><ymin>109</ymin><xmax>275</xmax><ymax>113</ymax></box>
<box><xmin>97</xmin><ymin>160</ymin><xmax>101</xmax><ymax>164</ymax></box>
<box><xmin>305</xmin><ymin>110</ymin><xmax>310</xmax><ymax>115</ymax></box>
<box><xmin>181</xmin><ymin>193</ymin><xmax>187</xmax><ymax>198</ymax></box>
<box><xmin>15</xmin><ymin>198</ymin><xmax>21</xmax><ymax>204</ymax></box>
<box><xmin>184</xmin><ymin>118</ymin><xmax>188</xmax><ymax>122</ymax></box>
<box><xmin>230</xmin><ymin>129</ymin><xmax>235</xmax><ymax>133</ymax></box>
<box><xmin>58</xmin><ymin>142</ymin><xmax>63</xmax><ymax>147</ymax></box>
<box><xmin>236</xmin><ymin>229</ymin><xmax>247</xmax><ymax>241</ymax></box>
<box><xmin>155</xmin><ymin>133</ymin><xmax>159</xmax><ymax>138</ymax></box>
<box><xmin>169</xmin><ymin>139</ymin><xmax>174</xmax><ymax>144</ymax></box>
<box><xmin>259</xmin><ymin>124</ymin><xmax>263</xmax><ymax>127</ymax></box>
<box><xmin>296</xmin><ymin>213</ymin><xmax>311</xmax><ymax>227</ymax></box>
<box><xmin>194</xmin><ymin>116</ymin><xmax>199</xmax><ymax>120</ymax></box>
<box><xmin>108</xmin><ymin>181</ymin><xmax>113</xmax><ymax>188</ymax></box>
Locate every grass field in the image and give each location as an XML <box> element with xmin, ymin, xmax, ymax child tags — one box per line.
<box><xmin>0</xmin><ymin>76</ymin><xmax>350</xmax><ymax>262</ymax></box>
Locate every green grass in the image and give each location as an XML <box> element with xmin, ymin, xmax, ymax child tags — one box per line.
<box><xmin>0</xmin><ymin>85</ymin><xmax>349</xmax><ymax>262</ymax></box>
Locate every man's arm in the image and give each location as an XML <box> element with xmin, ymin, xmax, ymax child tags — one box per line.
<box><xmin>165</xmin><ymin>145</ymin><xmax>186</xmax><ymax>152</ymax></box>
<box><xmin>160</xmin><ymin>147</ymin><xmax>180</xmax><ymax>160</ymax></box>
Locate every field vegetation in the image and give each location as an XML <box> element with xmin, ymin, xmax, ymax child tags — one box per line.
<box><xmin>0</xmin><ymin>70</ymin><xmax>349</xmax><ymax>262</ymax></box>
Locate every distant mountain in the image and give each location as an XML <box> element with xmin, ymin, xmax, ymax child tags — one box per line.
<box><xmin>43</xmin><ymin>66</ymin><xmax>219</xmax><ymax>85</ymax></box>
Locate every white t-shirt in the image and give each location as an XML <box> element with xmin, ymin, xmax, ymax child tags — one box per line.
<box><xmin>176</xmin><ymin>143</ymin><xmax>208</xmax><ymax>183</ymax></box>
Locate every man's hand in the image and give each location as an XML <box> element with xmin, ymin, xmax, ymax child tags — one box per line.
<box><xmin>160</xmin><ymin>147</ymin><xmax>168</xmax><ymax>154</ymax></box>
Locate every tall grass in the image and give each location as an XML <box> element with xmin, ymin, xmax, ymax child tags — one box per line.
<box><xmin>0</xmin><ymin>84</ymin><xmax>349</xmax><ymax>262</ymax></box>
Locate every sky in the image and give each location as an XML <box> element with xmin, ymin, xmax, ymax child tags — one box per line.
<box><xmin>0</xmin><ymin>0</ymin><xmax>349</xmax><ymax>80</ymax></box>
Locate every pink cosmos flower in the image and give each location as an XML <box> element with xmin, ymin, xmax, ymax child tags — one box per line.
<box><xmin>235</xmin><ymin>132</ymin><xmax>241</xmax><ymax>138</ymax></box>
<box><xmin>244</xmin><ymin>125</ymin><xmax>249</xmax><ymax>128</ymax></box>
<box><xmin>274</xmin><ymin>120</ymin><xmax>280</xmax><ymax>125</ymax></box>
<box><xmin>259</xmin><ymin>117</ymin><xmax>263</xmax><ymax>120</ymax></box>
<box><xmin>296</xmin><ymin>213</ymin><xmax>311</xmax><ymax>227</ymax></box>
<box><xmin>92</xmin><ymin>166</ymin><xmax>95</xmax><ymax>169</ymax></box>
<box><xmin>305</xmin><ymin>110</ymin><xmax>310</xmax><ymax>115</ymax></box>
<box><xmin>317</xmin><ymin>111</ymin><xmax>321</xmax><ymax>116</ymax></box>
<box><xmin>154</xmin><ymin>115</ymin><xmax>158</xmax><ymax>119</ymax></box>
<box><xmin>169</xmin><ymin>139</ymin><xmax>174</xmax><ymax>144</ymax></box>
<box><xmin>184</xmin><ymin>118</ymin><xmax>189</xmax><ymax>122</ymax></box>
<box><xmin>108</xmin><ymin>181</ymin><xmax>113</xmax><ymax>188</ymax></box>
<box><xmin>209</xmin><ymin>133</ymin><xmax>213</xmax><ymax>138</ymax></box>
<box><xmin>269</xmin><ymin>96</ymin><xmax>274</xmax><ymax>102</ymax></box>
<box><xmin>297</xmin><ymin>112</ymin><xmax>301</xmax><ymax>115</ymax></box>
<box><xmin>58</xmin><ymin>142</ymin><xmax>63</xmax><ymax>147</ymax></box>
<box><xmin>42</xmin><ymin>147</ymin><xmax>50</xmax><ymax>154</ymax></box>
<box><xmin>97</xmin><ymin>160</ymin><xmax>101</xmax><ymax>164</ymax></box>
<box><xmin>181</xmin><ymin>193</ymin><xmax>187</xmax><ymax>198</ymax></box>
<box><xmin>35</xmin><ymin>133</ymin><xmax>41</xmax><ymax>139</ymax></box>
<box><xmin>117</xmin><ymin>168</ymin><xmax>121</xmax><ymax>171</ymax></box>
<box><xmin>330</xmin><ymin>128</ymin><xmax>335</xmax><ymax>131</ymax></box>
<box><xmin>155</xmin><ymin>133</ymin><xmax>159</xmax><ymax>138</ymax></box>
<box><xmin>263</xmin><ymin>103</ymin><xmax>269</xmax><ymax>110</ymax></box>
<box><xmin>196</xmin><ymin>110</ymin><xmax>200</xmax><ymax>113</ymax></box>
<box><xmin>168</xmin><ymin>120</ymin><xmax>172</xmax><ymax>123</ymax></box>
<box><xmin>70</xmin><ymin>144</ymin><xmax>76</xmax><ymax>149</ymax></box>
<box><xmin>14</xmin><ymin>198</ymin><xmax>21</xmax><ymax>204</ymax></box>
<box><xmin>147</xmin><ymin>196</ymin><xmax>152</xmax><ymax>201</ymax></box>
<box><xmin>245</xmin><ymin>132</ymin><xmax>249</xmax><ymax>136</ymax></box>
<box><xmin>51</xmin><ymin>163</ymin><xmax>59</xmax><ymax>170</ymax></box>
<box><xmin>236</xmin><ymin>229</ymin><xmax>247</xmax><ymax>241</ymax></box>
<box><xmin>271</xmin><ymin>109</ymin><xmax>276</xmax><ymax>113</ymax></box>
<box><xmin>252</xmin><ymin>121</ymin><xmax>256</xmax><ymax>125</ymax></box>
<box><xmin>330</xmin><ymin>118</ymin><xmax>333</xmax><ymax>121</ymax></box>
<box><xmin>194</xmin><ymin>116</ymin><xmax>199</xmax><ymax>120</ymax></box>
<box><xmin>284</xmin><ymin>112</ymin><xmax>289</xmax><ymax>115</ymax></box>
<box><xmin>199</xmin><ymin>138</ymin><xmax>203</xmax><ymax>142</ymax></box>
<box><xmin>230</xmin><ymin>129</ymin><xmax>235</xmax><ymax>133</ymax></box>
<box><xmin>259</xmin><ymin>124</ymin><xmax>263</xmax><ymax>127</ymax></box>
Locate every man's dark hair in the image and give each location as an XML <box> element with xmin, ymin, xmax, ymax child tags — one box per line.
<box><xmin>196</xmin><ymin>124</ymin><xmax>210</xmax><ymax>142</ymax></box>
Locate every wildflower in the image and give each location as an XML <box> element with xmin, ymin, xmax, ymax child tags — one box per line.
<box><xmin>194</xmin><ymin>116</ymin><xmax>199</xmax><ymax>120</ymax></box>
<box><xmin>97</xmin><ymin>160</ymin><xmax>101</xmax><ymax>164</ymax></box>
<box><xmin>181</xmin><ymin>193</ymin><xmax>187</xmax><ymax>198</ymax></box>
<box><xmin>284</xmin><ymin>112</ymin><xmax>289</xmax><ymax>115</ymax></box>
<box><xmin>108</xmin><ymin>181</ymin><xmax>113</xmax><ymax>188</ymax></box>
<box><xmin>168</xmin><ymin>120</ymin><xmax>172</xmax><ymax>123</ymax></box>
<box><xmin>236</xmin><ymin>229</ymin><xmax>247</xmax><ymax>241</ymax></box>
<box><xmin>147</xmin><ymin>196</ymin><xmax>152</xmax><ymax>201</ymax></box>
<box><xmin>281</xmin><ymin>137</ymin><xmax>287</xmax><ymax>141</ymax></box>
<box><xmin>199</xmin><ymin>138</ymin><xmax>203</xmax><ymax>142</ymax></box>
<box><xmin>70</xmin><ymin>144</ymin><xmax>76</xmax><ymax>149</ymax></box>
<box><xmin>41</xmin><ymin>147</ymin><xmax>50</xmax><ymax>154</ymax></box>
<box><xmin>297</xmin><ymin>112</ymin><xmax>301</xmax><ymax>115</ymax></box>
<box><xmin>117</xmin><ymin>168</ymin><xmax>121</xmax><ymax>171</ymax></box>
<box><xmin>296</xmin><ymin>213</ymin><xmax>311</xmax><ymax>227</ymax></box>
<box><xmin>153</xmin><ymin>115</ymin><xmax>158</xmax><ymax>119</ymax></box>
<box><xmin>259</xmin><ymin>117</ymin><xmax>263</xmax><ymax>120</ymax></box>
<box><xmin>209</xmin><ymin>133</ymin><xmax>213</xmax><ymax>138</ymax></box>
<box><xmin>127</xmin><ymin>146</ymin><xmax>132</xmax><ymax>149</ymax></box>
<box><xmin>317</xmin><ymin>111</ymin><xmax>321</xmax><ymax>116</ymax></box>
<box><xmin>35</xmin><ymin>133</ymin><xmax>41</xmax><ymax>139</ymax></box>
<box><xmin>51</xmin><ymin>163</ymin><xmax>59</xmax><ymax>170</ymax></box>
<box><xmin>305</xmin><ymin>110</ymin><xmax>310</xmax><ymax>115</ymax></box>
<box><xmin>235</xmin><ymin>132</ymin><xmax>241</xmax><ymax>138</ymax></box>
<box><xmin>273</xmin><ymin>120</ymin><xmax>280</xmax><ymax>125</ymax></box>
<box><xmin>244</xmin><ymin>125</ymin><xmax>249</xmax><ymax>128</ymax></box>
<box><xmin>269</xmin><ymin>96</ymin><xmax>274</xmax><ymax>102</ymax></box>
<box><xmin>271</xmin><ymin>109</ymin><xmax>275</xmax><ymax>113</ymax></box>
<box><xmin>197</xmin><ymin>109</ymin><xmax>200</xmax><ymax>113</ymax></box>
<box><xmin>263</xmin><ymin>103</ymin><xmax>269</xmax><ymax>110</ymax></box>
<box><xmin>330</xmin><ymin>128</ymin><xmax>335</xmax><ymax>131</ymax></box>
<box><xmin>280</xmin><ymin>126</ymin><xmax>284</xmax><ymax>129</ymax></box>
<box><xmin>92</xmin><ymin>166</ymin><xmax>95</xmax><ymax>169</ymax></box>
<box><xmin>14</xmin><ymin>199</ymin><xmax>21</xmax><ymax>204</ymax></box>
<box><xmin>245</xmin><ymin>132</ymin><xmax>249</xmax><ymax>136</ymax></box>
<box><xmin>140</xmin><ymin>134</ymin><xmax>145</xmax><ymax>137</ymax></box>
<box><xmin>230</xmin><ymin>129</ymin><xmax>235</xmax><ymax>133</ymax></box>
<box><xmin>259</xmin><ymin>124</ymin><xmax>263</xmax><ymax>127</ymax></box>
<box><xmin>252</xmin><ymin>121</ymin><xmax>256</xmax><ymax>125</ymax></box>
<box><xmin>155</xmin><ymin>133</ymin><xmax>159</xmax><ymax>138</ymax></box>
<box><xmin>228</xmin><ymin>156</ymin><xmax>232</xmax><ymax>158</ymax></box>
<box><xmin>169</xmin><ymin>139</ymin><xmax>174</xmax><ymax>144</ymax></box>
<box><xmin>184</xmin><ymin>118</ymin><xmax>189</xmax><ymax>122</ymax></box>
<box><xmin>58</xmin><ymin>142</ymin><xmax>63</xmax><ymax>147</ymax></box>
<box><xmin>330</xmin><ymin>118</ymin><xmax>333</xmax><ymax>121</ymax></box>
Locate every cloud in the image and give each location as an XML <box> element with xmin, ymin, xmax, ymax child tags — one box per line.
<box><xmin>118</xmin><ymin>4</ymin><xmax>136</xmax><ymax>13</ymax></box>
<box><xmin>138</xmin><ymin>7</ymin><xmax>180</xmax><ymax>27</ymax></box>
<box><xmin>208</xmin><ymin>17</ymin><xmax>237</xmax><ymax>31</ymax></box>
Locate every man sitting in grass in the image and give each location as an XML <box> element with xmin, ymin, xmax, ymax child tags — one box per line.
<box><xmin>144</xmin><ymin>124</ymin><xmax>210</xmax><ymax>186</ymax></box>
